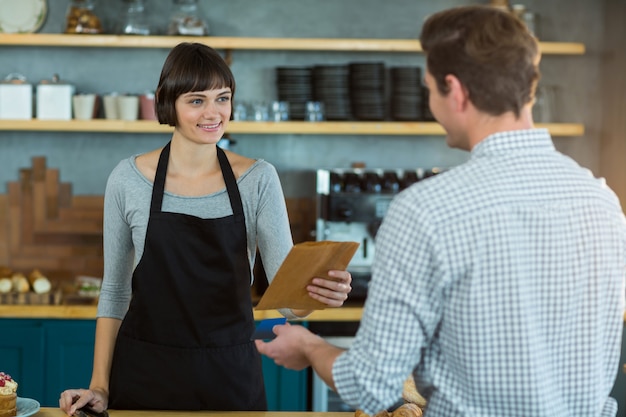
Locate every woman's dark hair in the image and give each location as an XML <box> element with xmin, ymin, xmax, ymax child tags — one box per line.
<box><xmin>420</xmin><ymin>6</ymin><xmax>540</xmax><ymax>118</ymax></box>
<box><xmin>155</xmin><ymin>42</ymin><xmax>236</xmax><ymax>126</ymax></box>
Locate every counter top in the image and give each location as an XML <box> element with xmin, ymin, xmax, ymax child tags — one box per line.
<box><xmin>35</xmin><ymin>409</ymin><xmax>353</xmax><ymax>417</ymax></box>
<box><xmin>2</xmin><ymin>305</ymin><xmax>624</xmax><ymax>322</ymax></box>
<box><xmin>0</xmin><ymin>305</ymin><xmax>363</xmax><ymax>321</ymax></box>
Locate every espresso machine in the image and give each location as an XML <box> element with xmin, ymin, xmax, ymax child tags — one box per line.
<box><xmin>315</xmin><ymin>167</ymin><xmax>437</xmax><ymax>300</ymax></box>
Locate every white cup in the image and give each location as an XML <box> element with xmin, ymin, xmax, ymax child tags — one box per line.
<box><xmin>103</xmin><ymin>93</ymin><xmax>119</xmax><ymax>119</ymax></box>
<box><xmin>117</xmin><ymin>95</ymin><xmax>139</xmax><ymax>121</ymax></box>
<box><xmin>72</xmin><ymin>94</ymin><xmax>97</xmax><ymax>120</ymax></box>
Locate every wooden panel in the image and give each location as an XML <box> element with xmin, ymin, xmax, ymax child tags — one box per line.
<box><xmin>0</xmin><ymin>158</ymin><xmax>105</xmax><ymax>284</ymax></box>
<box><xmin>286</xmin><ymin>197</ymin><xmax>316</xmax><ymax>244</ymax></box>
<box><xmin>598</xmin><ymin>0</ymin><xmax>626</xmax><ymax>211</ymax></box>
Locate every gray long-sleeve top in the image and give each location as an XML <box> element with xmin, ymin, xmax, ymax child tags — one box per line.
<box><xmin>97</xmin><ymin>154</ymin><xmax>294</xmax><ymax>320</ymax></box>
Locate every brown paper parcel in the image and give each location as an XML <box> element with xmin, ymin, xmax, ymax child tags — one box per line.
<box><xmin>255</xmin><ymin>240</ymin><xmax>359</xmax><ymax>310</ymax></box>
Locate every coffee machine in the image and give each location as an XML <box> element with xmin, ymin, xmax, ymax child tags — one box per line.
<box><xmin>316</xmin><ymin>167</ymin><xmax>442</xmax><ymax>300</ymax></box>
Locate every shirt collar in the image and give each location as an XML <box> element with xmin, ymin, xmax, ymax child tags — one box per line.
<box><xmin>471</xmin><ymin>128</ymin><xmax>554</xmax><ymax>158</ymax></box>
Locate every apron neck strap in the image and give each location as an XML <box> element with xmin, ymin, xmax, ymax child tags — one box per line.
<box><xmin>216</xmin><ymin>146</ymin><xmax>244</xmax><ymax>217</ymax></box>
<box><xmin>150</xmin><ymin>142</ymin><xmax>244</xmax><ymax>217</ymax></box>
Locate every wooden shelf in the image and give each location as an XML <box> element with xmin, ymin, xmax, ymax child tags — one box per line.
<box><xmin>0</xmin><ymin>33</ymin><xmax>586</xmax><ymax>55</ymax></box>
<box><xmin>0</xmin><ymin>119</ymin><xmax>584</xmax><ymax>137</ymax></box>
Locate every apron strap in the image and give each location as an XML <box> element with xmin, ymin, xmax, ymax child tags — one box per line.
<box><xmin>150</xmin><ymin>141</ymin><xmax>171</xmax><ymax>214</ymax></box>
<box><xmin>150</xmin><ymin>142</ymin><xmax>244</xmax><ymax>219</ymax></box>
<box><xmin>217</xmin><ymin>146</ymin><xmax>244</xmax><ymax>218</ymax></box>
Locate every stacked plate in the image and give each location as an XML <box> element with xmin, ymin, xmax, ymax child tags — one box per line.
<box><xmin>312</xmin><ymin>65</ymin><xmax>351</xmax><ymax>120</ymax></box>
<box><xmin>349</xmin><ymin>62</ymin><xmax>387</xmax><ymax>121</ymax></box>
<box><xmin>390</xmin><ymin>66</ymin><xmax>424</xmax><ymax>121</ymax></box>
<box><xmin>276</xmin><ymin>67</ymin><xmax>313</xmax><ymax>120</ymax></box>
<box><xmin>422</xmin><ymin>88</ymin><xmax>436</xmax><ymax>122</ymax></box>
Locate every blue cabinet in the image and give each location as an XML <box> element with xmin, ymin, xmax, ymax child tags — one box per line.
<box><xmin>0</xmin><ymin>318</ymin><xmax>308</xmax><ymax>410</ymax></box>
<box><xmin>0</xmin><ymin>319</ymin><xmax>95</xmax><ymax>407</ymax></box>
<box><xmin>43</xmin><ymin>321</ymin><xmax>96</xmax><ymax>406</ymax></box>
<box><xmin>0</xmin><ymin>320</ymin><xmax>45</xmax><ymax>401</ymax></box>
<box><xmin>262</xmin><ymin>356</ymin><xmax>307</xmax><ymax>411</ymax></box>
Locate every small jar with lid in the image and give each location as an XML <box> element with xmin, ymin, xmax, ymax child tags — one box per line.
<box><xmin>167</xmin><ymin>0</ymin><xmax>209</xmax><ymax>36</ymax></box>
<box><xmin>65</xmin><ymin>0</ymin><xmax>103</xmax><ymax>34</ymax></box>
<box><xmin>117</xmin><ymin>0</ymin><xmax>153</xmax><ymax>36</ymax></box>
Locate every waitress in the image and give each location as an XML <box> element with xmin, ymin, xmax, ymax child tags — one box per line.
<box><xmin>59</xmin><ymin>42</ymin><xmax>352</xmax><ymax>414</ymax></box>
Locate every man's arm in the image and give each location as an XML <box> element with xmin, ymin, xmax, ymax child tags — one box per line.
<box><xmin>254</xmin><ymin>322</ymin><xmax>345</xmax><ymax>390</ymax></box>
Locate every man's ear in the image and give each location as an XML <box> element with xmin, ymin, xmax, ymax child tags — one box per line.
<box><xmin>445</xmin><ymin>74</ymin><xmax>470</xmax><ymax>112</ymax></box>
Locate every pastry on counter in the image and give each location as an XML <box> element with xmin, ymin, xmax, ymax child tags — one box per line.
<box><xmin>0</xmin><ymin>278</ymin><xmax>11</xmax><ymax>294</ymax></box>
<box><xmin>354</xmin><ymin>375</ymin><xmax>426</xmax><ymax>417</ymax></box>
<box><xmin>0</xmin><ymin>371</ymin><xmax>17</xmax><ymax>417</ymax></box>
<box><xmin>401</xmin><ymin>375</ymin><xmax>426</xmax><ymax>407</ymax></box>
<box><xmin>392</xmin><ymin>403</ymin><xmax>422</xmax><ymax>417</ymax></box>
<box><xmin>28</xmin><ymin>269</ymin><xmax>51</xmax><ymax>294</ymax></box>
<box><xmin>10</xmin><ymin>273</ymin><xmax>29</xmax><ymax>294</ymax></box>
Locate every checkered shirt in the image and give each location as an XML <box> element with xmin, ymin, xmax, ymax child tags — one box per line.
<box><xmin>333</xmin><ymin>129</ymin><xmax>626</xmax><ymax>417</ymax></box>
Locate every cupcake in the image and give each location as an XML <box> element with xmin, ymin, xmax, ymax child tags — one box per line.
<box><xmin>0</xmin><ymin>372</ymin><xmax>17</xmax><ymax>417</ymax></box>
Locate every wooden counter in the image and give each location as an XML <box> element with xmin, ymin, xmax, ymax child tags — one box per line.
<box><xmin>0</xmin><ymin>305</ymin><xmax>363</xmax><ymax>321</ymax></box>
<box><xmin>2</xmin><ymin>305</ymin><xmax>624</xmax><ymax>322</ymax></box>
<box><xmin>35</xmin><ymin>409</ymin><xmax>353</xmax><ymax>417</ymax></box>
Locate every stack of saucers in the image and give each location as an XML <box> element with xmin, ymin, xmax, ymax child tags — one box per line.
<box><xmin>276</xmin><ymin>66</ymin><xmax>313</xmax><ymax>120</ymax></box>
<box><xmin>312</xmin><ymin>65</ymin><xmax>352</xmax><ymax>120</ymax></box>
<box><xmin>349</xmin><ymin>62</ymin><xmax>387</xmax><ymax>121</ymax></box>
<box><xmin>389</xmin><ymin>66</ymin><xmax>424</xmax><ymax>121</ymax></box>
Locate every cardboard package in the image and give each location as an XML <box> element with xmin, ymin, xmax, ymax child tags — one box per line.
<box><xmin>255</xmin><ymin>240</ymin><xmax>359</xmax><ymax>310</ymax></box>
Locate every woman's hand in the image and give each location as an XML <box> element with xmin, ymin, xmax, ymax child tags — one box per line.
<box><xmin>307</xmin><ymin>269</ymin><xmax>352</xmax><ymax>307</ymax></box>
<box><xmin>59</xmin><ymin>388</ymin><xmax>108</xmax><ymax>416</ymax></box>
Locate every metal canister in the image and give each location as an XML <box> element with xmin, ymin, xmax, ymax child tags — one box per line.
<box><xmin>36</xmin><ymin>74</ymin><xmax>75</xmax><ymax>120</ymax></box>
<box><xmin>0</xmin><ymin>73</ymin><xmax>33</xmax><ymax>120</ymax></box>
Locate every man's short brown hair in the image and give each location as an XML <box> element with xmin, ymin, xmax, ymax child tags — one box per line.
<box><xmin>420</xmin><ymin>6</ymin><xmax>540</xmax><ymax>118</ymax></box>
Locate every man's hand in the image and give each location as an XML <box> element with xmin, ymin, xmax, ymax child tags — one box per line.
<box><xmin>255</xmin><ymin>322</ymin><xmax>321</xmax><ymax>370</ymax></box>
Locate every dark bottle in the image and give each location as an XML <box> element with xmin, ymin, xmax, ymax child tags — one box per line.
<box><xmin>381</xmin><ymin>171</ymin><xmax>400</xmax><ymax>193</ymax></box>
<box><xmin>400</xmin><ymin>170</ymin><xmax>420</xmax><ymax>189</ymax></box>
<box><xmin>343</xmin><ymin>173</ymin><xmax>362</xmax><ymax>193</ymax></box>
<box><xmin>363</xmin><ymin>172</ymin><xmax>382</xmax><ymax>193</ymax></box>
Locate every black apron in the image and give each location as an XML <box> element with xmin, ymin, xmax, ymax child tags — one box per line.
<box><xmin>108</xmin><ymin>142</ymin><xmax>266</xmax><ymax>411</ymax></box>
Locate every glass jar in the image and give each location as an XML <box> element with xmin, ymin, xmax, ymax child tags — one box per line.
<box><xmin>167</xmin><ymin>0</ymin><xmax>209</xmax><ymax>36</ymax></box>
<box><xmin>64</xmin><ymin>0</ymin><xmax>103</xmax><ymax>34</ymax></box>
<box><xmin>117</xmin><ymin>0</ymin><xmax>152</xmax><ymax>35</ymax></box>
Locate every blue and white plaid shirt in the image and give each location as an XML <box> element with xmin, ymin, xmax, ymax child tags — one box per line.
<box><xmin>333</xmin><ymin>129</ymin><xmax>626</xmax><ymax>417</ymax></box>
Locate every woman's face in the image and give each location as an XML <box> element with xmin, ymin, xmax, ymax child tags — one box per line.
<box><xmin>174</xmin><ymin>87</ymin><xmax>232</xmax><ymax>144</ymax></box>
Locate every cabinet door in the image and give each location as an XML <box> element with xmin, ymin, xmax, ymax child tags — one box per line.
<box><xmin>611</xmin><ymin>324</ymin><xmax>626</xmax><ymax>417</ymax></box>
<box><xmin>0</xmin><ymin>319</ymin><xmax>45</xmax><ymax>401</ymax></box>
<box><xmin>43</xmin><ymin>320</ymin><xmax>96</xmax><ymax>407</ymax></box>
<box><xmin>262</xmin><ymin>355</ymin><xmax>308</xmax><ymax>411</ymax></box>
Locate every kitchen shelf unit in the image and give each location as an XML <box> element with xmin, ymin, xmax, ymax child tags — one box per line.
<box><xmin>0</xmin><ymin>34</ymin><xmax>587</xmax><ymax>137</ymax></box>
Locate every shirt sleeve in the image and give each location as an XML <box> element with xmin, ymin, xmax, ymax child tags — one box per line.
<box><xmin>332</xmin><ymin>191</ymin><xmax>445</xmax><ymax>415</ymax></box>
<box><xmin>250</xmin><ymin>163</ymin><xmax>300</xmax><ymax>319</ymax></box>
<box><xmin>97</xmin><ymin>162</ymin><xmax>135</xmax><ymax>320</ymax></box>
<box><xmin>253</xmin><ymin>163</ymin><xmax>294</xmax><ymax>283</ymax></box>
